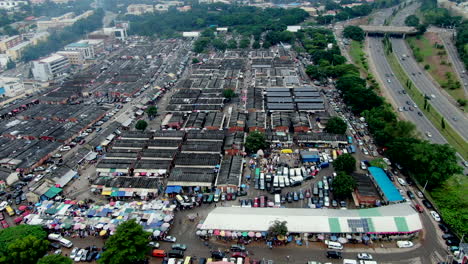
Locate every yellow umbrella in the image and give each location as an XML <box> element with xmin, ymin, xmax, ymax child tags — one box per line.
<box><xmin>277</xmin><ymin>235</ymin><xmax>286</xmax><ymax>241</ymax></box>
<box><xmin>99</xmin><ymin>230</ymin><xmax>107</xmax><ymax>236</ymax></box>
<box><xmin>220</xmin><ymin>230</ymin><xmax>225</xmax><ymax>237</ymax></box>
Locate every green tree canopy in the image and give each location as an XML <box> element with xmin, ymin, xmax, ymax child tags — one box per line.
<box><xmin>37</xmin><ymin>255</ymin><xmax>73</xmax><ymax>264</ymax></box>
<box><xmin>324</xmin><ymin>116</ymin><xmax>347</xmax><ymax>134</ymax></box>
<box><xmin>404</xmin><ymin>15</ymin><xmax>420</xmax><ymax>27</ymax></box>
<box><xmin>0</xmin><ymin>225</ymin><xmax>47</xmax><ymax>261</ymax></box>
<box><xmin>333</xmin><ymin>153</ymin><xmax>356</xmax><ymax>174</ymax></box>
<box><xmin>6</xmin><ymin>59</ymin><xmax>16</xmax><ymax>70</ymax></box>
<box><xmin>245</xmin><ymin>131</ymin><xmax>268</xmax><ymax>154</ymax></box>
<box><xmin>332</xmin><ymin>172</ymin><xmax>357</xmax><ymax>198</ymax></box>
<box><xmin>135</xmin><ymin>120</ymin><xmax>148</xmax><ymax>131</ymax></box>
<box><xmin>222</xmin><ymin>89</ymin><xmax>235</xmax><ymax>99</ymax></box>
<box><xmin>99</xmin><ymin>220</ymin><xmax>151</xmax><ymax>264</ymax></box>
<box><xmin>145</xmin><ymin>106</ymin><xmax>157</xmax><ymax>118</ymax></box>
<box><xmin>7</xmin><ymin>235</ymin><xmax>49</xmax><ymax>264</ymax></box>
<box><xmin>369</xmin><ymin>158</ymin><xmax>388</xmax><ymax>170</ymax></box>
<box><xmin>268</xmin><ymin>220</ymin><xmax>288</xmax><ymax>238</ymax></box>
<box><xmin>343</xmin><ymin>25</ymin><xmax>365</xmax><ymax>41</ymax></box>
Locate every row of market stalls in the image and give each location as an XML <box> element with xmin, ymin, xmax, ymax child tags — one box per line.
<box><xmin>24</xmin><ymin>199</ymin><xmax>176</xmax><ymax>238</ymax></box>
<box><xmin>198</xmin><ymin>203</ymin><xmax>422</xmax><ymax>244</ymax></box>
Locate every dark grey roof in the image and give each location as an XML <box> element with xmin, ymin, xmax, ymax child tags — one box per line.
<box><xmin>169</xmin><ymin>167</ymin><xmax>217</xmax><ymax>184</ymax></box>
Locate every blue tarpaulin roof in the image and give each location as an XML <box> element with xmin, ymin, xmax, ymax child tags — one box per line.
<box><xmin>368</xmin><ymin>167</ymin><xmax>404</xmax><ymax>202</ymax></box>
<box><xmin>165</xmin><ymin>186</ymin><xmax>182</xmax><ymax>193</ymax></box>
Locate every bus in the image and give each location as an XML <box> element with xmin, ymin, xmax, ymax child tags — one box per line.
<box><xmin>348</xmin><ymin>136</ymin><xmax>353</xmax><ymax>144</ymax></box>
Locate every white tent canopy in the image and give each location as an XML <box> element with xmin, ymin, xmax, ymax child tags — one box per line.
<box><xmin>200</xmin><ymin>203</ymin><xmax>422</xmax><ymax>234</ymax></box>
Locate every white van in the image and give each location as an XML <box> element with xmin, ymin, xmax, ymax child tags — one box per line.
<box><xmin>274</xmin><ymin>194</ymin><xmax>281</xmax><ymax>206</ymax></box>
<box><xmin>326</xmin><ymin>240</ymin><xmax>343</xmax><ymax>250</ymax></box>
<box><xmin>237</xmin><ymin>257</ymin><xmax>243</xmax><ymax>264</ymax></box>
<box><xmin>273</xmin><ymin>176</ymin><xmax>279</xmax><ymax>187</ymax></box>
<box><xmin>48</xmin><ymin>234</ymin><xmax>62</xmax><ymax>241</ymax></box>
<box><xmin>289</xmin><ymin>169</ymin><xmax>295</xmax><ymax>177</ymax></box>
<box><xmin>279</xmin><ymin>176</ymin><xmax>285</xmax><ymax>188</ymax></box>
<box><xmin>284</xmin><ymin>177</ymin><xmax>290</xmax><ymax>187</ymax></box>
<box><xmin>58</xmin><ymin>237</ymin><xmax>73</xmax><ymax>248</ymax></box>
<box><xmin>295</xmin><ymin>168</ymin><xmax>302</xmax><ymax>177</ymax></box>
<box><xmin>283</xmin><ymin>167</ymin><xmax>289</xmax><ymax>177</ymax></box>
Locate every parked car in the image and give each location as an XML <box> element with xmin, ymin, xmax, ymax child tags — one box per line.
<box><xmin>406</xmin><ymin>191</ymin><xmax>415</xmax><ymax>199</ymax></box>
<box><xmin>422</xmin><ymin>200</ymin><xmax>433</xmax><ymax>209</ymax></box>
<box><xmin>397</xmin><ymin>241</ymin><xmax>414</xmax><ymax>248</ymax></box>
<box><xmin>70</xmin><ymin>247</ymin><xmax>79</xmax><ymax>259</ymax></box>
<box><xmin>357</xmin><ymin>253</ymin><xmax>373</xmax><ymax>260</ymax></box>
<box><xmin>414</xmin><ymin>204</ymin><xmax>424</xmax><ymax>213</ymax></box>
<box><xmin>230</xmin><ymin>244</ymin><xmax>246</xmax><ymax>252</ymax></box>
<box><xmin>326</xmin><ymin>251</ymin><xmax>342</xmax><ymax>259</ymax></box>
<box><xmin>232</xmin><ymin>252</ymin><xmax>247</xmax><ymax>258</ymax></box>
<box><xmin>211</xmin><ymin>251</ymin><xmax>225</xmax><ymax>260</ymax></box>
<box><xmin>171</xmin><ymin>244</ymin><xmax>187</xmax><ymax>251</ymax></box>
<box><xmin>397</xmin><ymin>177</ymin><xmax>406</xmax><ymax>186</ymax></box>
<box><xmin>162</xmin><ymin>236</ymin><xmax>177</xmax><ymax>243</ymax></box>
<box><xmin>417</xmin><ymin>191</ymin><xmax>424</xmax><ymax>198</ymax></box>
<box><xmin>438</xmin><ymin>224</ymin><xmax>450</xmax><ymax>233</ymax></box>
<box><xmin>430</xmin><ymin>211</ymin><xmax>441</xmax><ymax>222</ymax></box>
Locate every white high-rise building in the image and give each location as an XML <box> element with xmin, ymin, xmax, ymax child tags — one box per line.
<box><xmin>31</xmin><ymin>54</ymin><xmax>70</xmax><ymax>81</ymax></box>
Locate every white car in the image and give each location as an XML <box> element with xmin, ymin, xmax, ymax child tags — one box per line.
<box><xmin>0</xmin><ymin>201</ymin><xmax>8</xmax><ymax>211</ymax></box>
<box><xmin>357</xmin><ymin>253</ymin><xmax>373</xmax><ymax>260</ymax></box>
<box><xmin>397</xmin><ymin>241</ymin><xmax>414</xmax><ymax>248</ymax></box>
<box><xmin>425</xmin><ymin>131</ymin><xmax>432</xmax><ymax>138</ymax></box>
<box><xmin>74</xmin><ymin>249</ymin><xmax>84</xmax><ymax>261</ymax></box>
<box><xmin>360</xmin><ymin>161</ymin><xmax>367</xmax><ymax>170</ymax></box>
<box><xmin>383</xmin><ymin>158</ymin><xmax>391</xmax><ymax>165</ymax></box>
<box><xmin>430</xmin><ymin>211</ymin><xmax>441</xmax><ymax>222</ymax></box>
<box><xmin>149</xmin><ymin>242</ymin><xmax>160</xmax><ymax>248</ymax></box>
<box><xmin>70</xmin><ymin>248</ymin><xmax>79</xmax><ymax>259</ymax></box>
<box><xmin>417</xmin><ymin>191</ymin><xmax>424</xmax><ymax>198</ymax></box>
<box><xmin>163</xmin><ymin>236</ymin><xmax>176</xmax><ymax>243</ymax></box>
<box><xmin>397</xmin><ymin>177</ymin><xmax>406</xmax><ymax>186</ymax></box>
<box><xmin>80</xmin><ymin>249</ymin><xmax>88</xmax><ymax>261</ymax></box>
<box><xmin>324</xmin><ymin>197</ymin><xmax>330</xmax><ymax>207</ymax></box>
<box><xmin>34</xmin><ymin>174</ymin><xmax>44</xmax><ymax>182</ymax></box>
<box><xmin>362</xmin><ymin>148</ymin><xmax>369</xmax><ymax>155</ymax></box>
<box><xmin>60</xmin><ymin>146</ymin><xmax>71</xmax><ymax>152</ymax></box>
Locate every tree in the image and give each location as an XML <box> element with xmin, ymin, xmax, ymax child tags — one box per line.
<box><xmin>324</xmin><ymin>117</ymin><xmax>347</xmax><ymax>134</ymax></box>
<box><xmin>245</xmin><ymin>131</ymin><xmax>268</xmax><ymax>153</ymax></box>
<box><xmin>6</xmin><ymin>59</ymin><xmax>16</xmax><ymax>70</ymax></box>
<box><xmin>239</xmin><ymin>38</ymin><xmax>250</xmax><ymax>49</ymax></box>
<box><xmin>332</xmin><ymin>172</ymin><xmax>357</xmax><ymax>198</ymax></box>
<box><xmin>252</xmin><ymin>40</ymin><xmax>261</xmax><ymax>49</ymax></box>
<box><xmin>222</xmin><ymin>89</ymin><xmax>235</xmax><ymax>99</ymax></box>
<box><xmin>333</xmin><ymin>154</ymin><xmax>356</xmax><ymax>174</ymax></box>
<box><xmin>343</xmin><ymin>25</ymin><xmax>364</xmax><ymax>41</ymax></box>
<box><xmin>405</xmin><ymin>15</ymin><xmax>420</xmax><ymax>27</ymax></box>
<box><xmin>7</xmin><ymin>235</ymin><xmax>49</xmax><ymax>264</ymax></box>
<box><xmin>227</xmin><ymin>39</ymin><xmax>237</xmax><ymax>49</ymax></box>
<box><xmin>37</xmin><ymin>255</ymin><xmax>73</xmax><ymax>264</ymax></box>
<box><xmin>192</xmin><ymin>58</ymin><xmax>200</xmax><ymax>64</ymax></box>
<box><xmin>369</xmin><ymin>158</ymin><xmax>388</xmax><ymax>170</ymax></box>
<box><xmin>135</xmin><ymin>120</ymin><xmax>148</xmax><ymax>131</ymax></box>
<box><xmin>146</xmin><ymin>106</ymin><xmax>157</xmax><ymax>118</ymax></box>
<box><xmin>99</xmin><ymin>220</ymin><xmax>151</xmax><ymax>264</ymax></box>
<box><xmin>0</xmin><ymin>225</ymin><xmax>47</xmax><ymax>261</ymax></box>
<box><xmin>267</xmin><ymin>220</ymin><xmax>288</xmax><ymax>238</ymax></box>
<box><xmin>441</xmin><ymin>117</ymin><xmax>445</xmax><ymax>129</ymax></box>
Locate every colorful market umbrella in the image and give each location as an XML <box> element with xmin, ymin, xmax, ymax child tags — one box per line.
<box><xmin>200</xmin><ymin>230</ymin><xmax>207</xmax><ymax>236</ymax></box>
<box><xmin>277</xmin><ymin>235</ymin><xmax>286</xmax><ymax>241</ymax></box>
<box><xmin>213</xmin><ymin>230</ymin><xmax>220</xmax><ymax>236</ymax></box>
<box><xmin>99</xmin><ymin>230</ymin><xmax>107</xmax><ymax>236</ymax></box>
<box><xmin>248</xmin><ymin>232</ymin><xmax>255</xmax><ymax>237</ymax></box>
<box><xmin>220</xmin><ymin>230</ymin><xmax>225</xmax><ymax>237</ymax></box>
<box><xmin>338</xmin><ymin>237</ymin><xmax>348</xmax><ymax>244</ymax></box>
<box><xmin>164</xmin><ymin>215</ymin><xmax>173</xmax><ymax>222</ymax></box>
<box><xmin>225</xmin><ymin>231</ymin><xmax>232</xmax><ymax>237</ymax></box>
<box><xmin>18</xmin><ymin>205</ymin><xmax>27</xmax><ymax>211</ymax></box>
<box><xmin>255</xmin><ymin>232</ymin><xmax>262</xmax><ymax>238</ymax></box>
<box><xmin>242</xmin><ymin>232</ymin><xmax>248</xmax><ymax>237</ymax></box>
<box><xmin>153</xmin><ymin>230</ymin><xmax>161</xmax><ymax>237</ymax></box>
<box><xmin>195</xmin><ymin>230</ymin><xmax>201</xmax><ymax>236</ymax></box>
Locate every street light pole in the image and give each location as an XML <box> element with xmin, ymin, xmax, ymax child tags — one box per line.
<box><xmin>422</xmin><ymin>180</ymin><xmax>428</xmax><ymax>193</ymax></box>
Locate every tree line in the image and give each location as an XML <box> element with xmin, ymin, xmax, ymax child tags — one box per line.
<box><xmin>21</xmin><ymin>9</ymin><xmax>104</xmax><ymax>62</ymax></box>
<box><xmin>126</xmin><ymin>4</ymin><xmax>308</xmax><ymax>39</ymax></box>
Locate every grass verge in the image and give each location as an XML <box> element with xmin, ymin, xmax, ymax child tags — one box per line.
<box><xmin>406</xmin><ymin>33</ymin><xmax>467</xmax><ymax>111</ymax></box>
<box><xmin>349</xmin><ymin>40</ymin><xmax>367</xmax><ymax>71</ymax></box>
<box><xmin>386</xmin><ymin>51</ymin><xmax>468</xmax><ymax>159</ymax></box>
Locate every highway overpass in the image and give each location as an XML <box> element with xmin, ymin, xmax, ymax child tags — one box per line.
<box><xmin>360</xmin><ymin>25</ymin><xmax>418</xmax><ymax>37</ymax></box>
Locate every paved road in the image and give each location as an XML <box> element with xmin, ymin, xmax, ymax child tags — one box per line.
<box><xmin>390</xmin><ymin>38</ymin><xmax>468</xmax><ymax>140</ymax></box>
<box><xmin>434</xmin><ymin>29</ymin><xmax>468</xmax><ymax>95</ymax></box>
<box><xmin>367</xmin><ymin>38</ymin><xmax>446</xmax><ymax>144</ymax></box>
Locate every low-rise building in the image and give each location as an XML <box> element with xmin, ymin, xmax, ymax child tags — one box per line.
<box><xmin>0</xmin><ymin>0</ymin><xmax>28</xmax><ymax>10</ymax></box>
<box><xmin>0</xmin><ymin>35</ymin><xmax>23</xmax><ymax>52</ymax></box>
<box><xmin>36</xmin><ymin>10</ymin><xmax>93</xmax><ymax>31</ymax></box>
<box><xmin>0</xmin><ymin>77</ymin><xmax>25</xmax><ymax>97</ymax></box>
<box><xmin>5</xmin><ymin>41</ymin><xmax>31</xmax><ymax>61</ymax></box>
<box><xmin>57</xmin><ymin>50</ymin><xmax>85</xmax><ymax>65</ymax></box>
<box><xmin>126</xmin><ymin>4</ymin><xmax>154</xmax><ymax>15</ymax></box>
<box><xmin>32</xmin><ymin>54</ymin><xmax>70</xmax><ymax>81</ymax></box>
<box><xmin>65</xmin><ymin>42</ymin><xmax>94</xmax><ymax>59</ymax></box>
<box><xmin>103</xmin><ymin>27</ymin><xmax>128</xmax><ymax>41</ymax></box>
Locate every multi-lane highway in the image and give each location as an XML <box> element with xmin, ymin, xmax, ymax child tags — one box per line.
<box><xmin>437</xmin><ymin>29</ymin><xmax>468</xmax><ymax>95</ymax></box>
<box><xmin>391</xmin><ymin>38</ymin><xmax>468</xmax><ymax>140</ymax></box>
<box><xmin>368</xmin><ymin>38</ymin><xmax>446</xmax><ymax>144</ymax></box>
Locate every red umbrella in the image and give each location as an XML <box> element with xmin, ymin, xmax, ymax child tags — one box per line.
<box><xmin>18</xmin><ymin>205</ymin><xmax>27</xmax><ymax>211</ymax></box>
